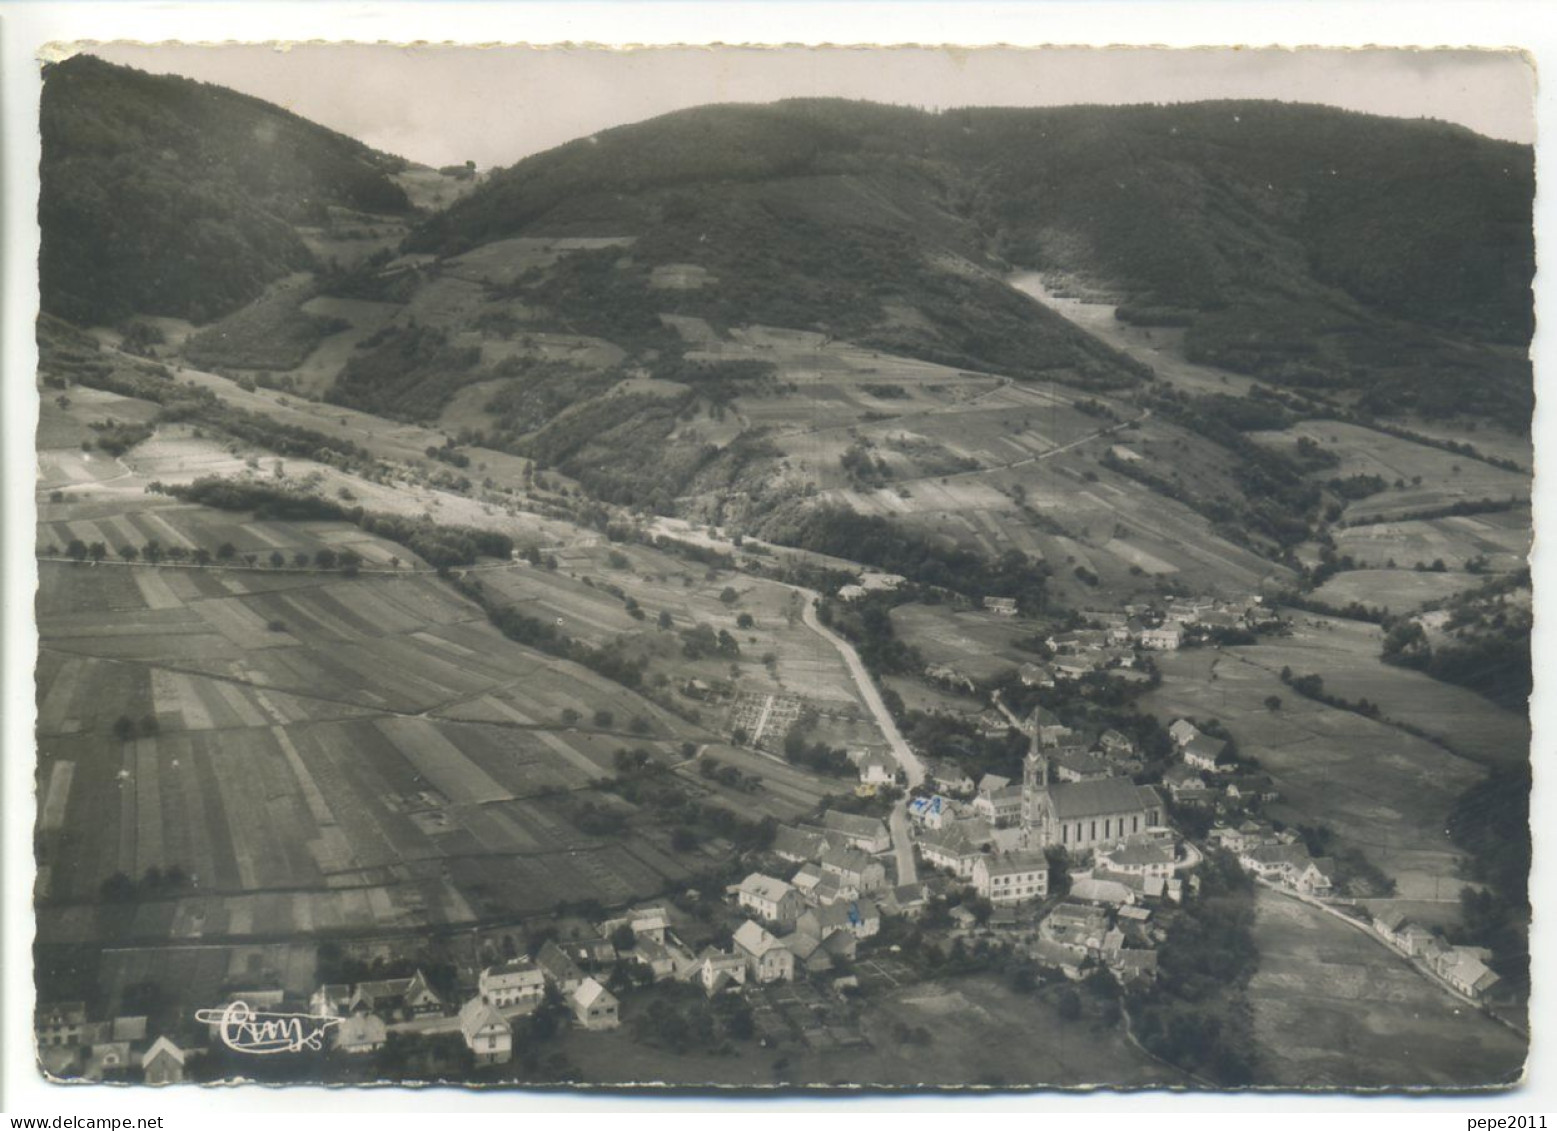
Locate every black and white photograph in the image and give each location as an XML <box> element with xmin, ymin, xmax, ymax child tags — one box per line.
<box><xmin>12</xmin><ymin>27</ymin><xmax>1542</xmax><ymax>1101</ymax></box>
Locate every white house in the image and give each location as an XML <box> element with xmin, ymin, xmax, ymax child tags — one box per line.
<box><xmin>458</xmin><ymin>997</ymin><xmax>511</xmax><ymax>1065</ymax></box>
<box><xmin>570</xmin><ymin>978</ymin><xmax>621</xmax><ymax>1030</ymax></box>
<box><xmin>478</xmin><ymin>959</ymin><xmax>545</xmax><ymax>1008</ymax></box>
<box><xmin>973</xmin><ymin>852</ymin><xmax>1049</xmax><ymax>905</ymax></box>
<box><xmin>736</xmin><ymin>872</ymin><xmax>803</xmax><ymax>922</ymax></box>
<box><xmin>733</xmin><ymin>920</ymin><xmax>795</xmax><ymax>983</ymax></box>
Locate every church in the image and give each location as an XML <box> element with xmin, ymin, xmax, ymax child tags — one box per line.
<box><xmin>1022</xmin><ymin>731</ymin><xmax>1164</xmax><ymax>852</ymax></box>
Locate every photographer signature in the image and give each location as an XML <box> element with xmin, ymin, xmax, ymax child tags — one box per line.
<box><xmin>194</xmin><ymin>1000</ymin><xmax>343</xmax><ymax>1055</ymax></box>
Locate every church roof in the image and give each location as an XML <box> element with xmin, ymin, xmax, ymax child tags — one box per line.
<box><xmin>1042</xmin><ymin>778</ymin><xmax>1161</xmax><ymax>821</ymax></box>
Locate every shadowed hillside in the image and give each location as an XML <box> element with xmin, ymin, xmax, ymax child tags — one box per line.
<box><xmin>409</xmin><ymin>98</ymin><xmax>1533</xmax><ymax>425</ymax></box>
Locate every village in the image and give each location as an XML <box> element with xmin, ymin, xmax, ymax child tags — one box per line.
<box><xmin>32</xmin><ymin>583</ymin><xmax>1507</xmax><ymax>1084</ymax></box>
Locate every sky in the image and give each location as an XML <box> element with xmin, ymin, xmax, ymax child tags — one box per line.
<box><xmin>85</xmin><ymin>43</ymin><xmax>1536</xmax><ymax>170</ymax></box>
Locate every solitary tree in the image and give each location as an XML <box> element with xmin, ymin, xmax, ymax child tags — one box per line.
<box><xmin>118</xmin><ymin>545</ymin><xmax>139</xmax><ymax>564</ymax></box>
<box><xmin>269</xmin><ymin>550</ymin><xmax>286</xmax><ymax>568</ymax></box>
<box><xmin>216</xmin><ymin>542</ymin><xmax>237</xmax><ymax>562</ymax></box>
<box><xmin>66</xmin><ymin>539</ymin><xmax>88</xmax><ymax>562</ymax></box>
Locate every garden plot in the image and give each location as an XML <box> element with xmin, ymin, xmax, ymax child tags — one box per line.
<box><xmin>1312</xmin><ymin>569</ymin><xmax>1482</xmax><ymax>614</ymax></box>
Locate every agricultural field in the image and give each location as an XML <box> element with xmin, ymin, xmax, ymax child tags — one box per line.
<box><xmin>1139</xmin><ymin>615</ymin><xmax>1526</xmax><ymax>900</ymax></box>
<box><xmin>1334</xmin><ymin>508</ymin><xmax>1531</xmax><ymax>574</ymax></box>
<box><xmin>890</xmin><ymin>602</ymin><xmax>1048</xmax><ymax>683</ymax></box>
<box><xmin>1311</xmin><ymin>568</ymin><xmax>1485</xmax><ymax>615</ymax></box>
<box><xmin>1250</xmin><ymin>420</ymin><xmax>1529</xmax><ymax>523</ymax></box>
<box><xmin>1246</xmin><ymin>889</ymin><xmax>1525</xmax><ymax>1089</ymax></box>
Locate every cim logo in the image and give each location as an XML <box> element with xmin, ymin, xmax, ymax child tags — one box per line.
<box><xmin>194</xmin><ymin>1001</ymin><xmax>342</xmax><ymax>1055</ymax></box>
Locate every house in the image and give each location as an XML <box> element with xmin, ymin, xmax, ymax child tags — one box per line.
<box><xmin>1182</xmin><ymin>733</ymin><xmax>1234</xmax><ymax>773</ymax></box>
<box><xmin>880</xmin><ymin>881</ymin><xmax>929</xmax><ymax>919</ymax></box>
<box><xmin>917</xmin><ymin>826</ymin><xmax>985</xmax><ymax>879</ymax></box>
<box><xmin>140</xmin><ymin>1036</ymin><xmax>185</xmax><ymax>1085</ymax></box>
<box><xmin>1019</xmin><ymin>662</ymin><xmax>1056</xmax><ymax>688</ymax></box>
<box><xmin>1239</xmin><ymin>843</ymin><xmax>1312</xmax><ymax>883</ymax></box>
<box><xmin>1168</xmin><ymin>719</ymin><xmax>1202</xmax><ymax>748</ymax></box>
<box><xmin>1140</xmin><ymin>626</ymin><xmax>1183</xmax><ymax>651</ymax></box>
<box><xmin>925</xmin><ymin>762</ymin><xmax>976</xmax><ymax>796</ymax></box>
<box><xmin>1114</xmin><ymin>949</ymin><xmax>1160</xmax><ymax>983</ymax></box>
<box><xmin>1029</xmin><ymin>938</ymin><xmax>1086</xmax><ymax>979</ymax></box>
<box><xmin>1041</xmin><ymin>902</ymin><xmax>1111</xmax><ymax>955</ymax></box>
<box><xmin>1374</xmin><ymin>911</ymin><xmax>1436</xmax><ymax>958</ymax></box>
<box><xmin>977</xmin><ymin>710</ymin><xmax>1013</xmax><ymax>738</ymax></box>
<box><xmin>1224</xmin><ymin>772</ymin><xmax>1279</xmax><ymax>802</ymax></box>
<box><xmin>1049</xmin><ymin>747</ymin><xmax>1114</xmax><ymax>783</ymax></box>
<box><xmin>818</xmin><ymin>810</ymin><xmax>891</xmax><ymax>854</ymax></box>
<box><xmin>567</xmin><ymin>937</ymin><xmax>618</xmax><ymax>970</ymax></box>
<box><xmin>570</xmin><ymin>978</ymin><xmax>621</xmax><ymax>1030</ymax></box>
<box><xmin>857</xmin><ymin>750</ymin><xmax>897</xmax><ymax>786</ymax></box>
<box><xmin>1162</xmin><ymin>764</ymin><xmax>1213</xmax><ymax>805</ymax></box>
<box><xmin>820</xmin><ymin>844</ymin><xmax>888</xmax><ymax>893</ymax></box>
<box><xmin>83</xmin><ymin>1041</ymin><xmax>132</xmax><ymax>1081</ymax></box>
<box><xmin>1295</xmin><ymin>857</ymin><xmax>1337</xmax><ymax>898</ymax></box>
<box><xmin>973</xmin><ymin>852</ymin><xmax>1050</xmax><ymax>904</ymax></box>
<box><xmin>976</xmin><ymin>772</ymin><xmax>1011</xmax><ymax>796</ymax></box>
<box><xmin>907</xmin><ymin>794</ymin><xmax>952</xmax><ymax>830</ymax></box>
<box><xmin>837</xmin><ymin>585</ymin><xmax>868</xmax><ymax>601</ymax></box>
<box><xmin>736</xmin><ymin>872</ymin><xmax>804</xmax><ymax>922</ymax></box>
<box><xmin>781</xmin><ymin>931</ymin><xmax>833</xmax><ymax>975</ymax></box>
<box><xmin>1210</xmin><ymin>819</ymin><xmax>1277</xmax><ymax>854</ymax></box>
<box><xmin>773</xmin><ymin>825</ymin><xmax>832</xmax><ymax>863</ymax></box>
<box><xmin>973</xmin><ymin>783</ymin><xmax>1025</xmax><ymax>826</ymax></box>
<box><xmin>925</xmin><ymin>664</ymin><xmax>978</xmax><ymax>693</ymax></box>
<box><xmin>1097</xmin><ymin>729</ymin><xmax>1136</xmax><ymax>758</ymax></box>
<box><xmin>983</xmin><ymin>596</ymin><xmax>1018</xmax><ymax>616</ymax></box>
<box><xmin>35</xmin><ymin>1002</ymin><xmax>87</xmax><ymax>1049</ymax></box>
<box><xmin>799</xmin><ymin>897</ymin><xmax>882</xmax><ymax>940</ymax></box>
<box><xmin>630</xmin><ymin>937</ymin><xmax>678</xmax><ymax>982</ymax></box>
<box><xmin>329</xmin><ymin>969</ymin><xmax>444</xmax><ymax>1019</ymax></box>
<box><xmin>459</xmin><ymin>997</ymin><xmax>512</xmax><ymax>1065</ymax></box>
<box><xmin>1436</xmin><ymin>947</ymin><xmax>1502</xmax><ymax>1000</ymax></box>
<box><xmin>690</xmin><ymin>949</ymin><xmax>747</xmax><ymax>996</ymax></box>
<box><xmin>733</xmin><ymin>920</ymin><xmax>795</xmax><ymax>983</ymax></box>
<box><xmin>479</xmin><ymin>958</ymin><xmax>546</xmax><ymax>1008</ymax></box>
<box><xmin>334</xmin><ymin>1012</ymin><xmax>388</xmax><ymax>1055</ymax></box>
<box><xmin>1053</xmin><ymin>657</ymin><xmax>1096</xmax><ymax>680</ymax></box>
<box><xmin>536</xmin><ymin>940</ymin><xmax>585</xmax><ymax>995</ymax></box>
<box><xmin>1096</xmin><ymin>837</ymin><xmax>1176</xmax><ymax>883</ymax></box>
<box><xmin>1030</xmin><ymin>706</ymin><xmax>1073</xmax><ymax>747</ymax></box>
<box><xmin>1069</xmin><ymin>874</ymin><xmax>1136</xmax><ymax>907</ymax></box>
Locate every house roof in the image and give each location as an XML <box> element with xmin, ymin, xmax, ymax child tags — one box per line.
<box><xmin>738</xmin><ymin>872</ymin><xmax>796</xmax><ymax>904</ymax></box>
<box><xmin>572</xmin><ymin>978</ymin><xmax>616</xmax><ymax>1010</ymax></box>
<box><xmin>483</xmin><ymin>958</ymin><xmax>543</xmax><ymax>981</ymax></box>
<box><xmin>820</xmin><ymin>810</ymin><xmax>887</xmax><ymax>840</ymax></box>
<box><xmin>976</xmin><ymin>773</ymin><xmax>1011</xmax><ymax>794</ymax></box>
<box><xmin>141</xmin><ymin>1035</ymin><xmax>185</xmax><ymax>1067</ymax></box>
<box><xmin>537</xmin><ymin>940</ymin><xmax>584</xmax><ymax>982</ymax></box>
<box><xmin>1071</xmin><ymin>876</ymin><xmax>1135</xmax><ymax>904</ymax></box>
<box><xmin>773</xmin><ymin>825</ymin><xmax>831</xmax><ymax>861</ymax></box>
<box><xmin>820</xmin><ymin>844</ymin><xmax>877</xmax><ymax>875</ymax></box>
<box><xmin>1050</xmin><ymin>749</ymin><xmax>1113</xmax><ymax>777</ymax></box>
<box><xmin>458</xmin><ymin>997</ymin><xmax>507</xmax><ymax>1041</ymax></box>
<box><xmin>733</xmin><ymin>920</ymin><xmax>786</xmax><ymax>957</ymax></box>
<box><xmin>1100</xmin><ymin>840</ymin><xmax>1175</xmax><ymax>867</ymax></box>
<box><xmin>1041</xmin><ymin>779</ymin><xmax>1163</xmax><ymax>821</ymax></box>
<box><xmin>809</xmin><ymin>898</ymin><xmax>880</xmax><ymax>931</ymax></box>
<box><xmin>1183</xmin><ymin>734</ymin><xmax>1230</xmax><ymax>761</ymax></box>
<box><xmin>1245</xmin><ymin>843</ymin><xmax>1311</xmax><ymax>868</ymax></box>
<box><xmin>979</xmin><ymin>851</ymin><xmax>1048</xmax><ymax>878</ymax></box>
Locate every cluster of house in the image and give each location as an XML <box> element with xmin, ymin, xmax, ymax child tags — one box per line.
<box><xmin>1372</xmin><ymin>911</ymin><xmax>1502</xmax><ymax>1002</ymax></box>
<box><xmin>1160</xmin><ymin>718</ymin><xmax>1279</xmax><ymax>811</ymax></box>
<box><xmin>34</xmin><ymin>1004</ymin><xmax>185</xmax><ymax>1084</ymax></box>
<box><xmin>1208</xmin><ymin>819</ymin><xmax>1339</xmax><ymax>898</ymax></box>
<box><xmin>715</xmin><ymin>809</ymin><xmax>926</xmax><ymax>984</ymax></box>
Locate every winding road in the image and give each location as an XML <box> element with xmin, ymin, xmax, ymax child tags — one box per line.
<box><xmin>797</xmin><ymin>594</ymin><xmax>923</xmax><ymax>885</ymax></box>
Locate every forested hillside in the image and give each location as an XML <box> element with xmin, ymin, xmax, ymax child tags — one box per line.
<box><xmin>411</xmin><ymin>98</ymin><xmax>1534</xmax><ymax>425</ymax></box>
<box><xmin>39</xmin><ymin>55</ymin><xmax>413</xmax><ymax>325</ymax></box>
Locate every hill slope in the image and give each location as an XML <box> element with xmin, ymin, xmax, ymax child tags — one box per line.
<box><xmin>408</xmin><ymin>98</ymin><xmax>1533</xmax><ymax>425</ymax></box>
<box><xmin>39</xmin><ymin>54</ymin><xmax>414</xmax><ymax>325</ymax></box>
